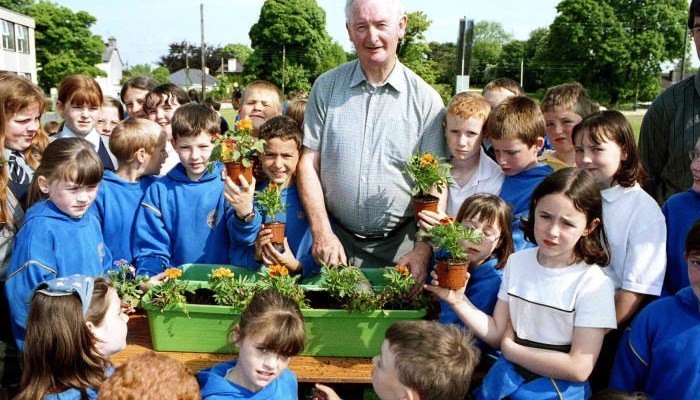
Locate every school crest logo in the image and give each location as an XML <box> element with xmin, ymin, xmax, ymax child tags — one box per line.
<box><xmin>207</xmin><ymin>209</ymin><xmax>219</xmax><ymax>229</ymax></box>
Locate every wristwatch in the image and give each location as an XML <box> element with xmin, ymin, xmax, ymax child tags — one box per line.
<box><xmin>236</xmin><ymin>210</ymin><xmax>255</xmax><ymax>223</ymax></box>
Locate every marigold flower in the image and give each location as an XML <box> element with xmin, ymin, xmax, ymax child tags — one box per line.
<box><xmin>394</xmin><ymin>265</ymin><xmax>410</xmax><ymax>276</ymax></box>
<box><xmin>212</xmin><ymin>267</ymin><xmax>234</xmax><ymax>279</ymax></box>
<box><xmin>268</xmin><ymin>264</ymin><xmax>289</xmax><ymax>277</ymax></box>
<box><xmin>164</xmin><ymin>268</ymin><xmax>182</xmax><ymax>279</ymax></box>
<box><xmin>235</xmin><ymin>119</ymin><xmax>254</xmax><ymax>132</ymax></box>
<box><xmin>420</xmin><ymin>153</ymin><xmax>435</xmax><ymax>168</ymax></box>
<box><xmin>224</xmin><ymin>138</ymin><xmax>237</xmax><ymax>150</ymax></box>
<box><xmin>439</xmin><ymin>216</ymin><xmax>455</xmax><ymax>225</ymax></box>
<box><xmin>211</xmin><ymin>133</ymin><xmax>221</xmax><ymax>142</ymax></box>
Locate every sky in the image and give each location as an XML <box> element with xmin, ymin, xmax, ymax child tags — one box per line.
<box><xmin>54</xmin><ymin>0</ymin><xmax>562</xmax><ymax>68</ymax></box>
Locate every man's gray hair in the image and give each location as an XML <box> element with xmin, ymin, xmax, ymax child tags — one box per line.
<box><xmin>345</xmin><ymin>0</ymin><xmax>405</xmax><ymax>22</ymax></box>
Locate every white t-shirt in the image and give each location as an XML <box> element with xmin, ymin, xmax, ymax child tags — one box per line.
<box><xmin>446</xmin><ymin>148</ymin><xmax>504</xmax><ymax>217</ymax></box>
<box><xmin>497</xmin><ymin>248</ymin><xmax>617</xmax><ymax>346</ymax></box>
<box><xmin>601</xmin><ymin>184</ymin><xmax>666</xmax><ymax>295</ymax></box>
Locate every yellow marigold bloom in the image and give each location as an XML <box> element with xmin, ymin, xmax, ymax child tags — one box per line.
<box><xmin>235</xmin><ymin>119</ymin><xmax>254</xmax><ymax>132</ymax></box>
<box><xmin>420</xmin><ymin>153</ymin><xmax>435</xmax><ymax>168</ymax></box>
<box><xmin>212</xmin><ymin>267</ymin><xmax>234</xmax><ymax>279</ymax></box>
<box><xmin>395</xmin><ymin>265</ymin><xmax>410</xmax><ymax>276</ymax></box>
<box><xmin>164</xmin><ymin>268</ymin><xmax>182</xmax><ymax>279</ymax></box>
<box><xmin>268</xmin><ymin>264</ymin><xmax>289</xmax><ymax>277</ymax></box>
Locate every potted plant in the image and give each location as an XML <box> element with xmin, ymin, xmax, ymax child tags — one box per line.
<box><xmin>404</xmin><ymin>151</ymin><xmax>452</xmax><ymax>219</ymax></box>
<box><xmin>417</xmin><ymin>216</ymin><xmax>482</xmax><ymax>289</ymax></box>
<box><xmin>254</xmin><ymin>183</ymin><xmax>286</xmax><ymax>246</ymax></box>
<box><xmin>139</xmin><ymin>264</ymin><xmax>428</xmax><ymax>357</ymax></box>
<box><xmin>105</xmin><ymin>262</ymin><xmax>149</xmax><ymax>309</ymax></box>
<box><xmin>208</xmin><ymin>119</ymin><xmax>265</xmax><ymax>186</ymax></box>
<box><xmin>148</xmin><ymin>268</ymin><xmax>193</xmax><ymax>316</ymax></box>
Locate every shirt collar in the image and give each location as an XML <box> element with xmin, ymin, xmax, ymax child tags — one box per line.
<box><xmin>56</xmin><ymin>127</ymin><xmax>101</xmax><ymax>151</ymax></box>
<box><xmin>349</xmin><ymin>59</ymin><xmax>406</xmax><ymax>93</ymax></box>
<box><xmin>601</xmin><ymin>183</ymin><xmax>637</xmax><ymax>202</ymax></box>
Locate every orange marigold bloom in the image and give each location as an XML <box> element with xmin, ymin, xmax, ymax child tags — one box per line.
<box><xmin>420</xmin><ymin>153</ymin><xmax>435</xmax><ymax>167</ymax></box>
<box><xmin>224</xmin><ymin>138</ymin><xmax>237</xmax><ymax>149</ymax></box>
<box><xmin>268</xmin><ymin>264</ymin><xmax>289</xmax><ymax>277</ymax></box>
<box><xmin>212</xmin><ymin>267</ymin><xmax>234</xmax><ymax>279</ymax></box>
<box><xmin>394</xmin><ymin>265</ymin><xmax>410</xmax><ymax>276</ymax></box>
<box><xmin>235</xmin><ymin>119</ymin><xmax>254</xmax><ymax>132</ymax></box>
<box><xmin>164</xmin><ymin>268</ymin><xmax>182</xmax><ymax>279</ymax></box>
<box><xmin>211</xmin><ymin>133</ymin><xmax>221</xmax><ymax>142</ymax></box>
<box><xmin>439</xmin><ymin>216</ymin><xmax>455</xmax><ymax>225</ymax></box>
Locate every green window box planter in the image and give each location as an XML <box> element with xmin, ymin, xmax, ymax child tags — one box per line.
<box><xmin>141</xmin><ymin>264</ymin><xmax>427</xmax><ymax>357</ymax></box>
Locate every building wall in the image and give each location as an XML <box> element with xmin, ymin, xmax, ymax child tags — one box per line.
<box><xmin>96</xmin><ymin>50</ymin><xmax>122</xmax><ymax>98</ymax></box>
<box><xmin>0</xmin><ymin>7</ymin><xmax>37</xmax><ymax>83</ymax></box>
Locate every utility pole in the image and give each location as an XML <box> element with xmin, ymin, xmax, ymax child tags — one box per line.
<box><xmin>520</xmin><ymin>58</ymin><xmax>524</xmax><ymax>88</ymax></box>
<box><xmin>200</xmin><ymin>3</ymin><xmax>206</xmax><ymax>99</ymax></box>
<box><xmin>185</xmin><ymin>43</ymin><xmax>191</xmax><ymax>87</ymax></box>
<box><xmin>281</xmin><ymin>45</ymin><xmax>286</xmax><ymax>95</ymax></box>
<box><xmin>681</xmin><ymin>25</ymin><xmax>689</xmax><ymax>78</ymax></box>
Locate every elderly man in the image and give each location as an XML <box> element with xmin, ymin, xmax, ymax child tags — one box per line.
<box><xmin>298</xmin><ymin>0</ymin><xmax>446</xmax><ymax>281</ymax></box>
<box><xmin>639</xmin><ymin>0</ymin><xmax>700</xmax><ymax>205</ymax></box>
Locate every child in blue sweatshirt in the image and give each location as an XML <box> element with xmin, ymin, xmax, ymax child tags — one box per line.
<box><xmin>661</xmin><ymin>137</ymin><xmax>700</xmax><ymax>295</ymax></box>
<box><xmin>198</xmin><ymin>290</ymin><xmax>304</xmax><ymax>400</ymax></box>
<box><xmin>609</xmin><ymin>217</ymin><xmax>700</xmax><ymax>399</ymax></box>
<box><xmin>487</xmin><ymin>96</ymin><xmax>553</xmax><ymax>251</ymax></box>
<box><xmin>5</xmin><ymin>138</ymin><xmax>112</xmax><ymax>349</ymax></box>
<box><xmin>132</xmin><ymin>104</ymin><xmax>258</xmax><ymax>277</ymax></box>
<box><xmin>91</xmin><ymin>118</ymin><xmax>167</xmax><ymax>266</ymax></box>
<box><xmin>227</xmin><ymin>116</ymin><xmax>318</xmax><ymax>276</ymax></box>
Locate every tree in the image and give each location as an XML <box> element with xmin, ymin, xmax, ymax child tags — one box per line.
<box><xmin>220</xmin><ymin>43</ymin><xmax>252</xmax><ymax>65</ymax></box>
<box><xmin>470</xmin><ymin>21</ymin><xmax>513</xmax><ymax>86</ymax></box>
<box><xmin>539</xmin><ymin>0</ymin><xmax>686</xmax><ymax>104</ymax></box>
<box><xmin>4</xmin><ymin>1</ymin><xmax>105</xmax><ymax>91</ymax></box>
<box><xmin>244</xmin><ymin>0</ymin><xmax>333</xmax><ymax>92</ymax></box>
<box><xmin>398</xmin><ymin>11</ymin><xmax>437</xmax><ymax>84</ymax></box>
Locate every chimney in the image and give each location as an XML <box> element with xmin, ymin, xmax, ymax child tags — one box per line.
<box><xmin>107</xmin><ymin>36</ymin><xmax>117</xmax><ymax>49</ymax></box>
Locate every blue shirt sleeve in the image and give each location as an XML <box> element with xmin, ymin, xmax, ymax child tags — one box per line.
<box><xmin>609</xmin><ymin>313</ymin><xmax>651</xmax><ymax>390</ymax></box>
<box><xmin>132</xmin><ymin>186</ymin><xmax>170</xmax><ymax>277</ymax></box>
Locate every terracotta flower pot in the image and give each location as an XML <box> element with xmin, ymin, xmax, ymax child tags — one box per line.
<box><xmin>225</xmin><ymin>162</ymin><xmax>253</xmax><ymax>186</ymax></box>
<box><xmin>435</xmin><ymin>259</ymin><xmax>468</xmax><ymax>290</ymax></box>
<box><xmin>264</xmin><ymin>222</ymin><xmax>286</xmax><ymax>244</ymax></box>
<box><xmin>413</xmin><ymin>194</ymin><xmax>439</xmax><ymax>220</ymax></box>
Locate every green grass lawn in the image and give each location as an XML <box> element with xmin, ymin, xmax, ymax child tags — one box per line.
<box><xmin>221</xmin><ymin>108</ymin><xmax>237</xmax><ymax>129</ymax></box>
<box><xmin>626</xmin><ymin>113</ymin><xmax>643</xmax><ymax>143</ymax></box>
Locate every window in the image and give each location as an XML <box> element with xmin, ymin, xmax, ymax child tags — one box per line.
<box><xmin>2</xmin><ymin>20</ymin><xmax>15</xmax><ymax>51</ymax></box>
<box><xmin>16</xmin><ymin>25</ymin><xmax>28</xmax><ymax>53</ymax></box>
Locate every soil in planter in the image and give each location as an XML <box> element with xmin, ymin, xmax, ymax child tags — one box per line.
<box><xmin>185</xmin><ymin>288</ymin><xmax>217</xmax><ymax>305</ymax></box>
<box><xmin>304</xmin><ymin>290</ymin><xmax>345</xmax><ymax>310</ymax></box>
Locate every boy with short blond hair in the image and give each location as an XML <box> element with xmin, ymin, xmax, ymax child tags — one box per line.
<box><xmin>441</xmin><ymin>92</ymin><xmax>503</xmax><ymax>217</ymax></box>
<box><xmin>539</xmin><ymin>82</ymin><xmax>598</xmax><ymax>170</ymax></box>
<box><xmin>487</xmin><ymin>96</ymin><xmax>553</xmax><ymax>251</ymax></box>
<box><xmin>239</xmin><ymin>80</ymin><xmax>283</xmax><ymax>133</ymax></box>
<box><xmin>132</xmin><ymin>104</ymin><xmax>258</xmax><ymax>276</ymax></box>
<box><xmin>315</xmin><ymin>320</ymin><xmax>480</xmax><ymax>400</ymax></box>
<box><xmin>91</xmin><ymin>118</ymin><xmax>167</xmax><ymax>265</ymax></box>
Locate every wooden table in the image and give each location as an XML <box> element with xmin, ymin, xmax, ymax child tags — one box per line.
<box><xmin>111</xmin><ymin>314</ymin><xmax>374</xmax><ymax>384</ymax></box>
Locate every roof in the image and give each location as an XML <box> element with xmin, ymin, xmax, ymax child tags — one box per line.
<box><xmin>168</xmin><ymin>68</ymin><xmax>220</xmax><ymax>87</ymax></box>
<box><xmin>101</xmin><ymin>36</ymin><xmax>123</xmax><ymax>65</ymax></box>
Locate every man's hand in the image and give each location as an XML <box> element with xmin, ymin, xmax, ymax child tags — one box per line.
<box><xmin>223</xmin><ymin>173</ymin><xmax>256</xmax><ymax>217</ymax></box>
<box><xmin>312</xmin><ymin>232</ymin><xmax>347</xmax><ymax>266</ymax></box>
<box><xmin>397</xmin><ymin>240</ymin><xmax>432</xmax><ymax>284</ymax></box>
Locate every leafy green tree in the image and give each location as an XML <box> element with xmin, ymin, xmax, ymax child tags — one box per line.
<box><xmin>397</xmin><ymin>11</ymin><xmax>437</xmax><ymax>84</ymax></box>
<box><xmin>317</xmin><ymin>42</ymin><xmax>347</xmax><ymax>75</ymax></box>
<box><xmin>540</xmin><ymin>0</ymin><xmax>686</xmax><ymax>104</ymax></box>
<box><xmin>244</xmin><ymin>0</ymin><xmax>332</xmax><ymax>92</ymax></box>
<box><xmin>471</xmin><ymin>21</ymin><xmax>512</xmax><ymax>86</ymax></box>
<box><xmin>220</xmin><ymin>43</ymin><xmax>252</xmax><ymax>65</ymax></box>
<box><xmin>152</xmin><ymin>67</ymin><xmax>170</xmax><ymax>84</ymax></box>
<box><xmin>427</xmin><ymin>41</ymin><xmax>457</xmax><ymax>96</ymax></box>
<box><xmin>5</xmin><ymin>1</ymin><xmax>105</xmax><ymax>91</ymax></box>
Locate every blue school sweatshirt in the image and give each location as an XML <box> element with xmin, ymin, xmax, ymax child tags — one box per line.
<box><xmin>91</xmin><ymin>171</ymin><xmax>156</xmax><ymax>266</ymax></box>
<box><xmin>661</xmin><ymin>189</ymin><xmax>700</xmax><ymax>295</ymax></box>
<box><xmin>5</xmin><ymin>200</ymin><xmax>112</xmax><ymax>350</ymax></box>
<box><xmin>609</xmin><ymin>287</ymin><xmax>700</xmax><ymax>399</ymax></box>
<box><xmin>198</xmin><ymin>360</ymin><xmax>298</xmax><ymax>400</ymax></box>
<box><xmin>132</xmin><ymin>163</ymin><xmax>260</xmax><ymax>277</ymax></box>
<box><xmin>499</xmin><ymin>164</ymin><xmax>553</xmax><ymax>251</ymax></box>
<box><xmin>231</xmin><ymin>182</ymin><xmax>319</xmax><ymax>276</ymax></box>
